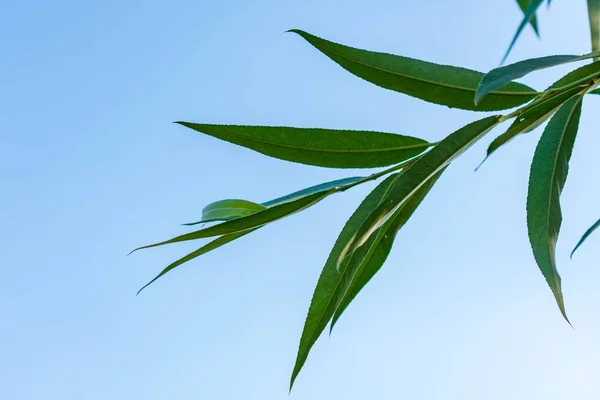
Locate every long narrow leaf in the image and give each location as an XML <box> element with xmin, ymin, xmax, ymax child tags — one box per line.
<box><xmin>177</xmin><ymin>123</ymin><xmax>431</xmax><ymax>169</ymax></box>
<box><xmin>330</xmin><ymin>170</ymin><xmax>444</xmax><ymax>330</ymax></box>
<box><xmin>571</xmin><ymin>218</ymin><xmax>600</xmax><ymax>258</ymax></box>
<box><xmin>339</xmin><ymin>116</ymin><xmax>501</xmax><ymax>266</ymax></box>
<box><xmin>289</xmin><ymin>30</ymin><xmax>537</xmax><ymax>111</ymax></box>
<box><xmin>476</xmin><ymin>52</ymin><xmax>600</xmax><ymax>104</ymax></box>
<box><xmin>527</xmin><ymin>94</ymin><xmax>584</xmax><ymax>322</ymax></box>
<box><xmin>184</xmin><ymin>199</ymin><xmax>266</xmax><ymax>225</ymax></box>
<box><xmin>588</xmin><ymin>0</ymin><xmax>600</xmax><ymax>53</ymax></box>
<box><xmin>263</xmin><ymin>176</ymin><xmax>363</xmax><ymax>206</ymax></box>
<box><xmin>503</xmin><ymin>0</ymin><xmax>545</xmax><ymax>64</ymax></box>
<box><xmin>290</xmin><ymin>174</ymin><xmax>399</xmax><ymax>390</ymax></box>
<box><xmin>517</xmin><ymin>0</ymin><xmax>540</xmax><ymax>35</ymax></box>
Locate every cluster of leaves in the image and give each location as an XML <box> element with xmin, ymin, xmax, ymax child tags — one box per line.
<box><xmin>132</xmin><ymin>0</ymin><xmax>600</xmax><ymax>390</ymax></box>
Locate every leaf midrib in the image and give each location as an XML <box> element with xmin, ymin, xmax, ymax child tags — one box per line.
<box><xmin>307</xmin><ymin>33</ymin><xmax>537</xmax><ymax>97</ymax></box>
<box><xmin>196</xmin><ymin>126</ymin><xmax>432</xmax><ymax>154</ymax></box>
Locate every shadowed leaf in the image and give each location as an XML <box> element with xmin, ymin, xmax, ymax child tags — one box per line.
<box><xmin>571</xmin><ymin>218</ymin><xmax>600</xmax><ymax>258</ymax></box>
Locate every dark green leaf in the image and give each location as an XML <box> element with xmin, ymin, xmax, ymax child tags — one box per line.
<box><xmin>517</xmin><ymin>0</ymin><xmax>540</xmax><ymax>35</ymax></box>
<box><xmin>330</xmin><ymin>170</ymin><xmax>444</xmax><ymax>331</ymax></box>
<box><xmin>132</xmin><ymin>191</ymin><xmax>335</xmax><ymax>253</ymax></box>
<box><xmin>339</xmin><ymin>116</ymin><xmax>501</xmax><ymax>265</ymax></box>
<box><xmin>571</xmin><ymin>218</ymin><xmax>600</xmax><ymax>258</ymax></box>
<box><xmin>527</xmin><ymin>94</ymin><xmax>584</xmax><ymax>322</ymax></box>
<box><xmin>503</xmin><ymin>0</ymin><xmax>544</xmax><ymax>64</ymax></box>
<box><xmin>478</xmin><ymin>86</ymin><xmax>584</xmax><ymax>167</ymax></box>
<box><xmin>290</xmin><ymin>174</ymin><xmax>398</xmax><ymax>390</ymax></box>
<box><xmin>590</xmin><ymin>88</ymin><xmax>600</xmax><ymax>94</ymax></box>
<box><xmin>184</xmin><ymin>199</ymin><xmax>266</xmax><ymax>226</ymax></box>
<box><xmin>588</xmin><ymin>0</ymin><xmax>600</xmax><ymax>53</ymax></box>
<box><xmin>544</xmin><ymin>60</ymin><xmax>600</xmax><ymax>90</ymax></box>
<box><xmin>176</xmin><ymin>122</ymin><xmax>431</xmax><ymax>169</ymax></box>
<box><xmin>289</xmin><ymin>30</ymin><xmax>537</xmax><ymax>111</ymax></box>
<box><xmin>476</xmin><ymin>52</ymin><xmax>600</xmax><ymax>104</ymax></box>
<box><xmin>137</xmin><ymin>229</ymin><xmax>257</xmax><ymax>294</ymax></box>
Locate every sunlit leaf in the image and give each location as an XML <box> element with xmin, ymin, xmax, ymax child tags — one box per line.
<box><xmin>289</xmin><ymin>30</ymin><xmax>537</xmax><ymax>111</ymax></box>
<box><xmin>527</xmin><ymin>94</ymin><xmax>584</xmax><ymax>322</ymax></box>
<box><xmin>339</xmin><ymin>116</ymin><xmax>501</xmax><ymax>266</ymax></box>
<box><xmin>184</xmin><ymin>199</ymin><xmax>266</xmax><ymax>226</ymax></box>
<box><xmin>290</xmin><ymin>174</ymin><xmax>399</xmax><ymax>390</ymax></box>
<box><xmin>263</xmin><ymin>176</ymin><xmax>363</xmax><ymax>206</ymax></box>
<box><xmin>476</xmin><ymin>52</ymin><xmax>600</xmax><ymax>104</ymax></box>
<box><xmin>176</xmin><ymin>123</ymin><xmax>431</xmax><ymax>169</ymax></box>
<box><xmin>503</xmin><ymin>0</ymin><xmax>545</xmax><ymax>64</ymax></box>
<box><xmin>571</xmin><ymin>217</ymin><xmax>600</xmax><ymax>258</ymax></box>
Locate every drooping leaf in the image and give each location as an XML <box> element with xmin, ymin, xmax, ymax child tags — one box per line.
<box><xmin>571</xmin><ymin>217</ymin><xmax>600</xmax><ymax>258</ymax></box>
<box><xmin>527</xmin><ymin>94</ymin><xmax>584</xmax><ymax>322</ymax></box>
<box><xmin>588</xmin><ymin>0</ymin><xmax>600</xmax><ymax>53</ymax></box>
<box><xmin>176</xmin><ymin>122</ymin><xmax>431</xmax><ymax>169</ymax></box>
<box><xmin>290</xmin><ymin>174</ymin><xmax>399</xmax><ymax>390</ymax></box>
<box><xmin>132</xmin><ymin>191</ymin><xmax>336</xmax><ymax>253</ymax></box>
<box><xmin>476</xmin><ymin>52</ymin><xmax>600</xmax><ymax>104</ymax></box>
<box><xmin>503</xmin><ymin>0</ymin><xmax>545</xmax><ymax>64</ymax></box>
<box><xmin>263</xmin><ymin>176</ymin><xmax>364</xmax><ymax>206</ymax></box>
<box><xmin>339</xmin><ymin>116</ymin><xmax>501</xmax><ymax>265</ymax></box>
<box><xmin>289</xmin><ymin>30</ymin><xmax>538</xmax><ymax>111</ymax></box>
<box><xmin>141</xmin><ymin>177</ymin><xmax>367</xmax><ymax>292</ymax></box>
<box><xmin>330</xmin><ymin>170</ymin><xmax>444</xmax><ymax>331</ymax></box>
<box><xmin>478</xmin><ymin>86</ymin><xmax>584</xmax><ymax>167</ymax></box>
<box><xmin>184</xmin><ymin>199</ymin><xmax>266</xmax><ymax>226</ymax></box>
<box><xmin>517</xmin><ymin>0</ymin><xmax>540</xmax><ymax>35</ymax></box>
<box><xmin>137</xmin><ymin>229</ymin><xmax>258</xmax><ymax>294</ymax></box>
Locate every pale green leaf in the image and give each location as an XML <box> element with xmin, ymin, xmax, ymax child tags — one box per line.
<box><xmin>588</xmin><ymin>0</ymin><xmax>600</xmax><ymax>53</ymax></box>
<box><xmin>176</xmin><ymin>123</ymin><xmax>431</xmax><ymax>169</ymax></box>
<box><xmin>289</xmin><ymin>30</ymin><xmax>537</xmax><ymax>111</ymax></box>
<box><xmin>527</xmin><ymin>94</ymin><xmax>584</xmax><ymax>322</ymax></box>
<box><xmin>184</xmin><ymin>199</ymin><xmax>266</xmax><ymax>226</ymax></box>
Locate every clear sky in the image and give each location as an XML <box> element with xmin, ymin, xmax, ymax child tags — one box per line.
<box><xmin>2</xmin><ymin>1</ymin><xmax>600</xmax><ymax>399</ymax></box>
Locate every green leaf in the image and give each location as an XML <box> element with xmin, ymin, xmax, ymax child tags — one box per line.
<box><xmin>588</xmin><ymin>0</ymin><xmax>600</xmax><ymax>53</ymax></box>
<box><xmin>478</xmin><ymin>86</ymin><xmax>584</xmax><ymax>167</ymax></box>
<box><xmin>132</xmin><ymin>191</ymin><xmax>336</xmax><ymax>253</ymax></box>
<box><xmin>503</xmin><ymin>0</ymin><xmax>545</xmax><ymax>64</ymax></box>
<box><xmin>339</xmin><ymin>116</ymin><xmax>501</xmax><ymax>265</ymax></box>
<box><xmin>289</xmin><ymin>30</ymin><xmax>538</xmax><ymax>111</ymax></box>
<box><xmin>517</xmin><ymin>0</ymin><xmax>540</xmax><ymax>35</ymax></box>
<box><xmin>184</xmin><ymin>199</ymin><xmax>266</xmax><ymax>226</ymax></box>
<box><xmin>137</xmin><ymin>229</ymin><xmax>257</xmax><ymax>294</ymax></box>
<box><xmin>571</xmin><ymin>218</ymin><xmax>600</xmax><ymax>258</ymax></box>
<box><xmin>527</xmin><ymin>94</ymin><xmax>584</xmax><ymax>322</ymax></box>
<box><xmin>263</xmin><ymin>176</ymin><xmax>363</xmax><ymax>206</ymax></box>
<box><xmin>330</xmin><ymin>169</ymin><xmax>444</xmax><ymax>331</ymax></box>
<box><xmin>290</xmin><ymin>174</ymin><xmax>399</xmax><ymax>390</ymax></box>
<box><xmin>590</xmin><ymin>88</ymin><xmax>600</xmax><ymax>94</ymax></box>
<box><xmin>176</xmin><ymin>122</ymin><xmax>431</xmax><ymax>169</ymax></box>
<box><xmin>547</xmin><ymin>59</ymin><xmax>600</xmax><ymax>90</ymax></box>
<box><xmin>476</xmin><ymin>52</ymin><xmax>600</xmax><ymax>104</ymax></box>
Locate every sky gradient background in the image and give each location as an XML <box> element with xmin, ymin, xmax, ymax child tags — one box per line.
<box><xmin>3</xmin><ymin>1</ymin><xmax>600</xmax><ymax>399</ymax></box>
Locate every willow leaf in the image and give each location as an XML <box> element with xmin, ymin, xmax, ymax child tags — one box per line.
<box><xmin>588</xmin><ymin>0</ymin><xmax>600</xmax><ymax>54</ymax></box>
<box><xmin>177</xmin><ymin>123</ymin><xmax>431</xmax><ymax>169</ymax></box>
<box><xmin>527</xmin><ymin>94</ymin><xmax>584</xmax><ymax>322</ymax></box>
<box><xmin>478</xmin><ymin>86</ymin><xmax>584</xmax><ymax>167</ymax></box>
<box><xmin>263</xmin><ymin>176</ymin><xmax>363</xmax><ymax>206</ymax></box>
<box><xmin>184</xmin><ymin>199</ymin><xmax>266</xmax><ymax>226</ymax></box>
<box><xmin>132</xmin><ymin>191</ymin><xmax>335</xmax><ymax>253</ymax></box>
<box><xmin>517</xmin><ymin>0</ymin><xmax>540</xmax><ymax>35</ymax></box>
<box><xmin>290</xmin><ymin>174</ymin><xmax>398</xmax><ymax>390</ymax></box>
<box><xmin>571</xmin><ymin>217</ymin><xmax>600</xmax><ymax>258</ymax></box>
<box><xmin>330</xmin><ymin>170</ymin><xmax>444</xmax><ymax>331</ymax></box>
<box><xmin>289</xmin><ymin>30</ymin><xmax>537</xmax><ymax>111</ymax></box>
<box><xmin>339</xmin><ymin>116</ymin><xmax>501</xmax><ymax>266</ymax></box>
<box><xmin>476</xmin><ymin>52</ymin><xmax>600</xmax><ymax>104</ymax></box>
<box><xmin>503</xmin><ymin>0</ymin><xmax>545</xmax><ymax>64</ymax></box>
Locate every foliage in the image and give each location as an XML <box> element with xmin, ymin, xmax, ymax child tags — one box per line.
<box><xmin>132</xmin><ymin>1</ymin><xmax>600</xmax><ymax>390</ymax></box>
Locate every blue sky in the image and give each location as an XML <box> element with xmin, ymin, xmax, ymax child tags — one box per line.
<box><xmin>2</xmin><ymin>0</ymin><xmax>600</xmax><ymax>399</ymax></box>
